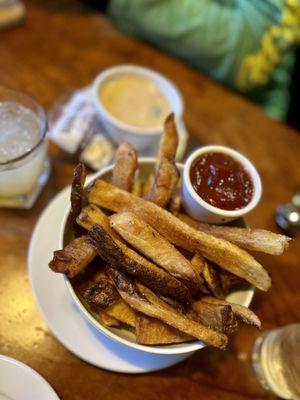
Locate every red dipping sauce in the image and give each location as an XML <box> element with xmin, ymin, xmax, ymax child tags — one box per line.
<box><xmin>190</xmin><ymin>152</ymin><xmax>254</xmax><ymax>211</ymax></box>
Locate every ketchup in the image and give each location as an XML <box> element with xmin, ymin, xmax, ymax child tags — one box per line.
<box><xmin>190</xmin><ymin>152</ymin><xmax>254</xmax><ymax>210</ymax></box>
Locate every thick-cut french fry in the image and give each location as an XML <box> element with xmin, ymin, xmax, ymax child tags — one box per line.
<box><xmin>88</xmin><ymin>224</ymin><xmax>191</xmax><ymax>304</ymax></box>
<box><xmin>156</xmin><ymin>113</ymin><xmax>179</xmax><ymax>169</ymax></box>
<box><xmin>88</xmin><ymin>180</ymin><xmax>271</xmax><ymax>291</ymax></box>
<box><xmin>111</xmin><ymin>142</ymin><xmax>137</xmax><ymax>192</ymax></box>
<box><xmin>83</xmin><ymin>278</ymin><xmax>120</xmax><ymax>309</ymax></box>
<box><xmin>105</xmin><ymin>300</ymin><xmax>136</xmax><ymax>328</ymax></box>
<box><xmin>136</xmin><ymin>314</ymin><xmax>193</xmax><ymax>344</ymax></box>
<box><xmin>110</xmin><ymin>212</ymin><xmax>202</xmax><ymax>290</ymax></box>
<box><xmin>202</xmin><ymin>297</ymin><xmax>261</xmax><ymax>329</ymax></box>
<box><xmin>192</xmin><ymin>300</ymin><xmax>238</xmax><ymax>334</ymax></box>
<box><xmin>78</xmin><ymin>205</ymin><xmax>192</xmax><ymax>303</ymax></box>
<box><xmin>202</xmin><ymin>262</ymin><xmax>224</xmax><ymax>299</ymax></box>
<box><xmin>178</xmin><ymin>213</ymin><xmax>290</xmax><ymax>256</ymax></box>
<box><xmin>71</xmin><ymin>162</ymin><xmax>87</xmax><ymax>220</ymax></box>
<box><xmin>191</xmin><ymin>253</ymin><xmax>210</xmax><ymax>294</ymax></box>
<box><xmin>145</xmin><ymin>157</ymin><xmax>179</xmax><ymax>208</ymax></box>
<box><xmin>49</xmin><ymin>236</ymin><xmax>96</xmax><ymax>278</ymax></box>
<box><xmin>107</xmin><ymin>268</ymin><xmax>228</xmax><ymax>349</ymax></box>
<box><xmin>98</xmin><ymin>310</ymin><xmax>120</xmax><ymax>327</ymax></box>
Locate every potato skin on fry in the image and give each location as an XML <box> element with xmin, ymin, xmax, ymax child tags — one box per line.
<box><xmin>156</xmin><ymin>113</ymin><xmax>179</xmax><ymax>169</ymax></box>
<box><xmin>179</xmin><ymin>213</ymin><xmax>290</xmax><ymax>256</ymax></box>
<box><xmin>112</xmin><ymin>142</ymin><xmax>137</xmax><ymax>192</ymax></box>
<box><xmin>49</xmin><ymin>236</ymin><xmax>96</xmax><ymax>278</ymax></box>
<box><xmin>110</xmin><ymin>212</ymin><xmax>202</xmax><ymax>290</ymax></box>
<box><xmin>107</xmin><ymin>268</ymin><xmax>228</xmax><ymax>349</ymax></box>
<box><xmin>88</xmin><ymin>180</ymin><xmax>272</xmax><ymax>291</ymax></box>
<box><xmin>145</xmin><ymin>157</ymin><xmax>179</xmax><ymax>208</ymax></box>
<box><xmin>71</xmin><ymin>163</ymin><xmax>87</xmax><ymax>220</ymax></box>
<box><xmin>88</xmin><ymin>224</ymin><xmax>192</xmax><ymax>304</ymax></box>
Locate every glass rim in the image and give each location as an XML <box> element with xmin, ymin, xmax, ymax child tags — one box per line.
<box><xmin>0</xmin><ymin>86</ymin><xmax>48</xmax><ymax>166</ymax></box>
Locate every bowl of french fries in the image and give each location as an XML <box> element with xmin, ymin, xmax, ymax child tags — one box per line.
<box><xmin>49</xmin><ymin>114</ymin><xmax>290</xmax><ymax>355</ymax></box>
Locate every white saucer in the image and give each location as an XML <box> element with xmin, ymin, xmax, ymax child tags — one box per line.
<box><xmin>27</xmin><ymin>187</ymin><xmax>190</xmax><ymax>374</ymax></box>
<box><xmin>0</xmin><ymin>355</ymin><xmax>59</xmax><ymax>400</ymax></box>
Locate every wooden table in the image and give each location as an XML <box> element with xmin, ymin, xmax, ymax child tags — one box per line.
<box><xmin>1</xmin><ymin>1</ymin><xmax>299</xmax><ymax>399</ymax></box>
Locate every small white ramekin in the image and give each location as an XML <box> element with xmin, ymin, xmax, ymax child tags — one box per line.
<box><xmin>92</xmin><ymin>65</ymin><xmax>183</xmax><ymax>150</ymax></box>
<box><xmin>182</xmin><ymin>145</ymin><xmax>262</xmax><ymax>224</ymax></box>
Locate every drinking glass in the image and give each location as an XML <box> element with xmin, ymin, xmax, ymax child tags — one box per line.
<box><xmin>0</xmin><ymin>86</ymin><xmax>50</xmax><ymax>208</ymax></box>
<box><xmin>252</xmin><ymin>323</ymin><xmax>300</xmax><ymax>399</ymax></box>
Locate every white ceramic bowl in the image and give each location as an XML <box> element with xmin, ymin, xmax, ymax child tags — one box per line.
<box><xmin>60</xmin><ymin>157</ymin><xmax>254</xmax><ymax>355</ymax></box>
<box><xmin>182</xmin><ymin>145</ymin><xmax>262</xmax><ymax>224</ymax></box>
<box><xmin>92</xmin><ymin>65</ymin><xmax>183</xmax><ymax>151</ymax></box>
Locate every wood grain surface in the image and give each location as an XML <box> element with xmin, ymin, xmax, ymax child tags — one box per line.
<box><xmin>0</xmin><ymin>1</ymin><xmax>299</xmax><ymax>399</ymax></box>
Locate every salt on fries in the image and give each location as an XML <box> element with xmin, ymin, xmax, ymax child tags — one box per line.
<box><xmin>49</xmin><ymin>112</ymin><xmax>289</xmax><ymax>349</ymax></box>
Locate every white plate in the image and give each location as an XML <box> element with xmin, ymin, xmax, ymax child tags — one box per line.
<box><xmin>27</xmin><ymin>187</ymin><xmax>190</xmax><ymax>374</ymax></box>
<box><xmin>0</xmin><ymin>355</ymin><xmax>59</xmax><ymax>400</ymax></box>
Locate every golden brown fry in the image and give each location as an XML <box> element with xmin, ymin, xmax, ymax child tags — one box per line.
<box><xmin>108</xmin><ymin>268</ymin><xmax>227</xmax><ymax>349</ymax></box>
<box><xmin>145</xmin><ymin>157</ymin><xmax>179</xmax><ymax>208</ymax></box>
<box><xmin>88</xmin><ymin>180</ymin><xmax>271</xmax><ymax>291</ymax></box>
<box><xmin>136</xmin><ymin>314</ymin><xmax>193</xmax><ymax>345</ymax></box>
<box><xmin>190</xmin><ymin>253</ymin><xmax>210</xmax><ymax>294</ymax></box>
<box><xmin>105</xmin><ymin>300</ymin><xmax>136</xmax><ymax>328</ymax></box>
<box><xmin>49</xmin><ymin>236</ymin><xmax>96</xmax><ymax>278</ymax></box>
<box><xmin>156</xmin><ymin>113</ymin><xmax>179</xmax><ymax>169</ymax></box>
<box><xmin>178</xmin><ymin>213</ymin><xmax>290</xmax><ymax>256</ymax></box>
<box><xmin>99</xmin><ymin>310</ymin><xmax>120</xmax><ymax>328</ymax></box>
<box><xmin>110</xmin><ymin>212</ymin><xmax>202</xmax><ymax>290</ymax></box>
<box><xmin>88</xmin><ymin>223</ymin><xmax>191</xmax><ymax>304</ymax></box>
<box><xmin>192</xmin><ymin>300</ymin><xmax>238</xmax><ymax>335</ymax></box>
<box><xmin>202</xmin><ymin>262</ymin><xmax>224</xmax><ymax>299</ymax></box>
<box><xmin>202</xmin><ymin>297</ymin><xmax>261</xmax><ymax>329</ymax></box>
<box><xmin>71</xmin><ymin>162</ymin><xmax>87</xmax><ymax>220</ymax></box>
<box><xmin>111</xmin><ymin>142</ymin><xmax>137</xmax><ymax>192</ymax></box>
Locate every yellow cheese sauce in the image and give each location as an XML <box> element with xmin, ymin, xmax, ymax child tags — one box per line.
<box><xmin>99</xmin><ymin>75</ymin><xmax>171</xmax><ymax>129</ymax></box>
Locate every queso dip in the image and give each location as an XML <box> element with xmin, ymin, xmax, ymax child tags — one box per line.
<box><xmin>99</xmin><ymin>75</ymin><xmax>171</xmax><ymax>130</ymax></box>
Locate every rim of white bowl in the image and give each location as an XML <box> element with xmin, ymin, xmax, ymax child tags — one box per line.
<box><xmin>183</xmin><ymin>145</ymin><xmax>262</xmax><ymax>218</ymax></box>
<box><xmin>92</xmin><ymin>64</ymin><xmax>184</xmax><ymax>136</ymax></box>
<box><xmin>60</xmin><ymin>157</ymin><xmax>254</xmax><ymax>355</ymax></box>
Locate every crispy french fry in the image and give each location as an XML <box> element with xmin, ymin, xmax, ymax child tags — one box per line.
<box><xmin>111</xmin><ymin>142</ymin><xmax>137</xmax><ymax>192</ymax></box>
<box><xmin>49</xmin><ymin>236</ymin><xmax>96</xmax><ymax>278</ymax></box>
<box><xmin>99</xmin><ymin>310</ymin><xmax>120</xmax><ymax>327</ymax></box>
<box><xmin>202</xmin><ymin>262</ymin><xmax>224</xmax><ymax>299</ymax></box>
<box><xmin>88</xmin><ymin>180</ymin><xmax>271</xmax><ymax>291</ymax></box>
<box><xmin>107</xmin><ymin>268</ymin><xmax>228</xmax><ymax>349</ymax></box>
<box><xmin>110</xmin><ymin>212</ymin><xmax>202</xmax><ymax>290</ymax></box>
<box><xmin>71</xmin><ymin>162</ymin><xmax>87</xmax><ymax>220</ymax></box>
<box><xmin>190</xmin><ymin>253</ymin><xmax>210</xmax><ymax>294</ymax></box>
<box><xmin>202</xmin><ymin>297</ymin><xmax>261</xmax><ymax>329</ymax></box>
<box><xmin>83</xmin><ymin>277</ymin><xmax>120</xmax><ymax>309</ymax></box>
<box><xmin>105</xmin><ymin>300</ymin><xmax>136</xmax><ymax>328</ymax></box>
<box><xmin>145</xmin><ymin>157</ymin><xmax>179</xmax><ymax>208</ymax></box>
<box><xmin>156</xmin><ymin>113</ymin><xmax>179</xmax><ymax>169</ymax></box>
<box><xmin>192</xmin><ymin>300</ymin><xmax>238</xmax><ymax>334</ymax></box>
<box><xmin>136</xmin><ymin>314</ymin><xmax>193</xmax><ymax>345</ymax></box>
<box><xmin>88</xmin><ymin>223</ymin><xmax>191</xmax><ymax>304</ymax></box>
<box><xmin>178</xmin><ymin>213</ymin><xmax>290</xmax><ymax>256</ymax></box>
<box><xmin>219</xmin><ymin>269</ymin><xmax>246</xmax><ymax>295</ymax></box>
